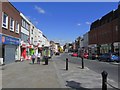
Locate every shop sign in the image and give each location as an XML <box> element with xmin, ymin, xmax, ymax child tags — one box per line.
<box><xmin>114</xmin><ymin>42</ymin><xmax>119</xmax><ymax>46</ymax></box>
<box><xmin>2</xmin><ymin>35</ymin><xmax>20</xmax><ymax>45</ymax></box>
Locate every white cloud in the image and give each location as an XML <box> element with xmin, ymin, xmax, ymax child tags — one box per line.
<box><xmin>86</xmin><ymin>22</ymin><xmax>91</xmax><ymax>25</ymax></box>
<box><xmin>34</xmin><ymin>5</ymin><xmax>45</xmax><ymax>14</ymax></box>
<box><xmin>34</xmin><ymin>21</ymin><xmax>39</xmax><ymax>25</ymax></box>
<box><xmin>77</xmin><ymin>23</ymin><xmax>81</xmax><ymax>26</ymax></box>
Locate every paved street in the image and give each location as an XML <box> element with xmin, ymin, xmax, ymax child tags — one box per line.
<box><xmin>58</xmin><ymin>53</ymin><xmax>119</xmax><ymax>84</ymax></box>
<box><xmin>0</xmin><ymin>53</ymin><xmax>119</xmax><ymax>89</ymax></box>
<box><xmin>1</xmin><ymin>60</ymin><xmax>61</xmax><ymax>88</ymax></box>
<box><xmin>53</xmin><ymin>53</ymin><xmax>119</xmax><ymax>89</ymax></box>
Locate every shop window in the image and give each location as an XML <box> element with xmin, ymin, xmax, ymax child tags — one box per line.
<box><xmin>2</xmin><ymin>12</ymin><xmax>8</xmax><ymax>29</ymax></box>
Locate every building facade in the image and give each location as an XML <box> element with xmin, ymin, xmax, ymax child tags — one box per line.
<box><xmin>89</xmin><ymin>5</ymin><xmax>120</xmax><ymax>55</ymax></box>
<box><xmin>20</xmin><ymin>13</ymin><xmax>30</xmax><ymax>60</ymax></box>
<box><xmin>83</xmin><ymin>32</ymin><xmax>89</xmax><ymax>53</ymax></box>
<box><xmin>1</xmin><ymin>2</ymin><xmax>21</xmax><ymax>64</ymax></box>
<box><xmin>0</xmin><ymin>1</ymin><xmax>2</xmax><ymax>58</ymax></box>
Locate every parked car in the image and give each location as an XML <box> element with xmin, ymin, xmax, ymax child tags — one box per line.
<box><xmin>111</xmin><ymin>53</ymin><xmax>120</xmax><ymax>62</ymax></box>
<box><xmin>98</xmin><ymin>53</ymin><xmax>120</xmax><ymax>62</ymax></box>
<box><xmin>71</xmin><ymin>53</ymin><xmax>78</xmax><ymax>57</ymax></box>
<box><xmin>83</xmin><ymin>53</ymin><xmax>88</xmax><ymax>59</ymax></box>
<box><xmin>88</xmin><ymin>53</ymin><xmax>98</xmax><ymax>60</ymax></box>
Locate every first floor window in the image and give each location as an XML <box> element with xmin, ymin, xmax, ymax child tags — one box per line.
<box><xmin>10</xmin><ymin>18</ymin><xmax>14</xmax><ymax>31</ymax></box>
<box><xmin>31</xmin><ymin>37</ymin><xmax>33</xmax><ymax>44</ymax></box>
<box><xmin>2</xmin><ymin>12</ymin><xmax>8</xmax><ymax>29</ymax></box>
<box><xmin>15</xmin><ymin>21</ymin><xmax>19</xmax><ymax>33</ymax></box>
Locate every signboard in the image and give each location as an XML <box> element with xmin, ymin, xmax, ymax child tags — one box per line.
<box><xmin>2</xmin><ymin>35</ymin><xmax>20</xmax><ymax>45</ymax></box>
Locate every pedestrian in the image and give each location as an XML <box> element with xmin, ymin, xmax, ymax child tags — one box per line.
<box><xmin>31</xmin><ymin>53</ymin><xmax>36</xmax><ymax>64</ymax></box>
<box><xmin>37</xmin><ymin>53</ymin><xmax>41</xmax><ymax>64</ymax></box>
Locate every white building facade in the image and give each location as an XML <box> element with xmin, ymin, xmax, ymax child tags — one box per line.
<box><xmin>20</xmin><ymin>13</ymin><xmax>30</xmax><ymax>60</ymax></box>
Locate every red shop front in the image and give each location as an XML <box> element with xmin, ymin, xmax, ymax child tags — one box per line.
<box><xmin>21</xmin><ymin>44</ymin><xmax>27</xmax><ymax>59</ymax></box>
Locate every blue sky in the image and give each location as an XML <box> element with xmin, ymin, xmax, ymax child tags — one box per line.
<box><xmin>11</xmin><ymin>2</ymin><xmax>118</xmax><ymax>45</ymax></box>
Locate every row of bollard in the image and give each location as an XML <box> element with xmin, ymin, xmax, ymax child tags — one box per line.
<box><xmin>65</xmin><ymin>57</ymin><xmax>84</xmax><ymax>70</ymax></box>
<box><xmin>65</xmin><ymin>58</ymin><xmax>111</xmax><ymax>90</ymax></box>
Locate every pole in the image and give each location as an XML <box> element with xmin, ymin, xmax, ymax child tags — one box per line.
<box><xmin>81</xmin><ymin>57</ymin><xmax>84</xmax><ymax>69</ymax></box>
<box><xmin>66</xmin><ymin>58</ymin><xmax>68</xmax><ymax>70</ymax></box>
<box><xmin>101</xmin><ymin>71</ymin><xmax>108</xmax><ymax>90</ymax></box>
<box><xmin>118</xmin><ymin>42</ymin><xmax>120</xmax><ymax>57</ymax></box>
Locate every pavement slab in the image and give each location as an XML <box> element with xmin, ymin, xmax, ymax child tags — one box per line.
<box><xmin>2</xmin><ymin>60</ymin><xmax>61</xmax><ymax>88</ymax></box>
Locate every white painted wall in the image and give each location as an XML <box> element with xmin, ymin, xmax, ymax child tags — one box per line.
<box><xmin>83</xmin><ymin>32</ymin><xmax>88</xmax><ymax>48</ymax></box>
<box><xmin>20</xmin><ymin>13</ymin><xmax>31</xmax><ymax>24</ymax></box>
<box><xmin>21</xmin><ymin>27</ymin><xmax>29</xmax><ymax>35</ymax></box>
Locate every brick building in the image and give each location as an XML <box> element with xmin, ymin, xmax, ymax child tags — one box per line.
<box><xmin>1</xmin><ymin>2</ymin><xmax>21</xmax><ymax>64</ymax></box>
<box><xmin>89</xmin><ymin>4</ymin><xmax>120</xmax><ymax>55</ymax></box>
<box><xmin>0</xmin><ymin>1</ymin><xmax>2</xmax><ymax>58</ymax></box>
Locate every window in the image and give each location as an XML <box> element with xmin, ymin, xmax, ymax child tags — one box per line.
<box><xmin>10</xmin><ymin>18</ymin><xmax>14</xmax><ymax>31</ymax></box>
<box><xmin>22</xmin><ymin>19</ymin><xmax>29</xmax><ymax>30</ymax></box>
<box><xmin>116</xmin><ymin>25</ymin><xmax>118</xmax><ymax>32</ymax></box>
<box><xmin>32</xmin><ymin>29</ymin><xmax>33</xmax><ymax>34</ymax></box>
<box><xmin>31</xmin><ymin>37</ymin><xmax>33</xmax><ymax>44</ymax></box>
<box><xmin>32</xmin><ymin>26</ymin><xmax>34</xmax><ymax>34</ymax></box>
<box><xmin>23</xmin><ymin>20</ymin><xmax>25</xmax><ymax>27</ymax></box>
<box><xmin>26</xmin><ymin>23</ymin><xmax>29</xmax><ymax>30</ymax></box>
<box><xmin>2</xmin><ymin>12</ymin><xmax>8</xmax><ymax>29</ymax></box>
<box><xmin>15</xmin><ymin>21</ymin><xmax>19</xmax><ymax>33</ymax></box>
<box><xmin>22</xmin><ymin>19</ymin><xmax>24</xmax><ymax>27</ymax></box>
<box><xmin>21</xmin><ymin>33</ymin><xmax>29</xmax><ymax>43</ymax></box>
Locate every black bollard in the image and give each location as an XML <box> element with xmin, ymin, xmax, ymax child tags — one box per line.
<box><xmin>81</xmin><ymin>57</ymin><xmax>84</xmax><ymax>69</ymax></box>
<box><xmin>101</xmin><ymin>71</ymin><xmax>108</xmax><ymax>90</ymax></box>
<box><xmin>66</xmin><ymin>58</ymin><xmax>68</xmax><ymax>70</ymax></box>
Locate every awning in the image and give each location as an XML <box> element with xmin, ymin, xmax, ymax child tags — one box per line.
<box><xmin>21</xmin><ymin>44</ymin><xmax>27</xmax><ymax>48</ymax></box>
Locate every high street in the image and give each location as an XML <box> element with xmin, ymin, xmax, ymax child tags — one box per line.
<box><xmin>57</xmin><ymin>53</ymin><xmax>119</xmax><ymax>84</ymax></box>
<box><xmin>1</xmin><ymin>53</ymin><xmax>119</xmax><ymax>89</ymax></box>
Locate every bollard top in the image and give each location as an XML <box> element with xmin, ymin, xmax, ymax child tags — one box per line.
<box><xmin>66</xmin><ymin>58</ymin><xmax>68</xmax><ymax>60</ymax></box>
<box><xmin>101</xmin><ymin>71</ymin><xmax>108</xmax><ymax>76</ymax></box>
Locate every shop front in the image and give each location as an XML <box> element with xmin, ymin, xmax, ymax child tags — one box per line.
<box><xmin>29</xmin><ymin>45</ymin><xmax>35</xmax><ymax>55</ymax></box>
<box><xmin>114</xmin><ymin>42</ymin><xmax>120</xmax><ymax>55</ymax></box>
<box><xmin>100</xmin><ymin>44</ymin><xmax>112</xmax><ymax>54</ymax></box>
<box><xmin>20</xmin><ymin>42</ymin><xmax>31</xmax><ymax>60</ymax></box>
<box><xmin>2</xmin><ymin>34</ymin><xmax>20</xmax><ymax>64</ymax></box>
<box><xmin>88</xmin><ymin>44</ymin><xmax>97</xmax><ymax>54</ymax></box>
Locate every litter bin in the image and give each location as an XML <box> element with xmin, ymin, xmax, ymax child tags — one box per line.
<box><xmin>44</xmin><ymin>56</ymin><xmax>48</xmax><ymax>65</ymax></box>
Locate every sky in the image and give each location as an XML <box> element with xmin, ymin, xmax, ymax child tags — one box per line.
<box><xmin>11</xmin><ymin>2</ymin><xmax>118</xmax><ymax>45</ymax></box>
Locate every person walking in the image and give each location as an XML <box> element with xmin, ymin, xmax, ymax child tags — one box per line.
<box><xmin>31</xmin><ymin>53</ymin><xmax>36</xmax><ymax>64</ymax></box>
<box><xmin>37</xmin><ymin>53</ymin><xmax>41</xmax><ymax>64</ymax></box>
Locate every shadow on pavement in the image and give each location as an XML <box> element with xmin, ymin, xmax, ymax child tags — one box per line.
<box><xmin>66</xmin><ymin>80</ymin><xmax>91</xmax><ymax>90</ymax></box>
